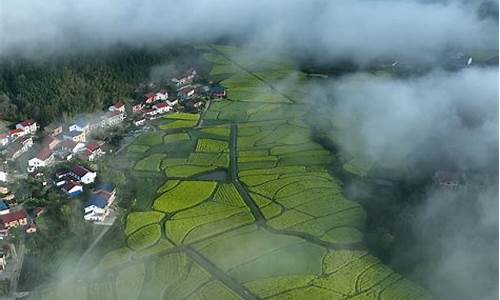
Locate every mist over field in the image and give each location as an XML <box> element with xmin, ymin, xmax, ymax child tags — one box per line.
<box><xmin>0</xmin><ymin>0</ymin><xmax>497</xmax><ymax>299</ymax></box>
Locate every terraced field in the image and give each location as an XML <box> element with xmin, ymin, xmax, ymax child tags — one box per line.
<box><xmin>31</xmin><ymin>45</ymin><xmax>430</xmax><ymax>300</ymax></box>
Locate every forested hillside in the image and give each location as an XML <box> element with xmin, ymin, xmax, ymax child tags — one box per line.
<box><xmin>0</xmin><ymin>45</ymin><xmax>205</xmax><ymax>125</ymax></box>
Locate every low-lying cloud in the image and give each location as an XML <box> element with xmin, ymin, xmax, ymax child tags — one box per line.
<box><xmin>0</xmin><ymin>0</ymin><xmax>497</xmax><ymax>65</ymax></box>
<box><xmin>312</xmin><ymin>67</ymin><xmax>498</xmax><ymax>172</ymax></box>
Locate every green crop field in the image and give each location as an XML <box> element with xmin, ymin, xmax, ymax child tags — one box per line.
<box><xmin>196</xmin><ymin>138</ymin><xmax>229</xmax><ymax>153</ymax></box>
<box><xmin>125</xmin><ymin>211</ymin><xmax>164</xmax><ymax>236</ymax></box>
<box><xmin>153</xmin><ymin>181</ymin><xmax>217</xmax><ymax>213</ymax></box>
<box><xmin>38</xmin><ymin>45</ymin><xmax>431</xmax><ymax>300</ymax></box>
<box><xmin>134</xmin><ymin>153</ymin><xmax>166</xmax><ymax>172</ymax></box>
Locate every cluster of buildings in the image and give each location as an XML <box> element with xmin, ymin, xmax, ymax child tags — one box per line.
<box><xmin>0</xmin><ymin>204</ymin><xmax>38</xmax><ymax>238</ymax></box>
<box><xmin>1</xmin><ymin>120</ymin><xmax>38</xmax><ymax>161</ymax></box>
<box><xmin>55</xmin><ymin>165</ymin><xmax>97</xmax><ymax>197</ymax></box>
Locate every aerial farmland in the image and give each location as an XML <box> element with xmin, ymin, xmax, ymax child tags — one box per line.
<box><xmin>29</xmin><ymin>45</ymin><xmax>431</xmax><ymax>300</ymax></box>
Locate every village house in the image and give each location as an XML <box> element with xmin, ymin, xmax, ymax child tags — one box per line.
<box><xmin>81</xmin><ymin>142</ymin><xmax>105</xmax><ymax>162</ymax></box>
<box><xmin>0</xmin><ymin>134</ymin><xmax>9</xmax><ymax>147</ymax></box>
<box><xmin>69</xmin><ymin>119</ymin><xmax>91</xmax><ymax>134</ymax></box>
<box><xmin>433</xmin><ymin>170</ymin><xmax>466</xmax><ymax>188</ymax></box>
<box><xmin>144</xmin><ymin>92</ymin><xmax>156</xmax><ymax>104</ymax></box>
<box><xmin>0</xmin><ymin>166</ymin><xmax>6</xmax><ymax>183</ymax></box>
<box><xmin>16</xmin><ymin>119</ymin><xmax>38</xmax><ymax>135</ymax></box>
<box><xmin>84</xmin><ymin>183</ymin><xmax>116</xmax><ymax>222</ymax></box>
<box><xmin>63</xmin><ymin>130</ymin><xmax>86</xmax><ymax>143</ymax></box>
<box><xmin>133</xmin><ymin>117</ymin><xmax>146</xmax><ymax>127</ymax></box>
<box><xmin>9</xmin><ymin>128</ymin><xmax>26</xmax><ymax>140</ymax></box>
<box><xmin>154</xmin><ymin>90</ymin><xmax>169</xmax><ymax>101</ymax></box>
<box><xmin>70</xmin><ymin>165</ymin><xmax>96</xmax><ymax>184</ymax></box>
<box><xmin>5</xmin><ymin>137</ymin><xmax>33</xmax><ymax>160</ymax></box>
<box><xmin>42</xmin><ymin>135</ymin><xmax>61</xmax><ymax>150</ymax></box>
<box><xmin>143</xmin><ymin>108</ymin><xmax>158</xmax><ymax>119</ymax></box>
<box><xmin>177</xmin><ymin>86</ymin><xmax>196</xmax><ymax>101</ymax></box>
<box><xmin>28</xmin><ymin>147</ymin><xmax>55</xmax><ymax>169</ymax></box>
<box><xmin>58</xmin><ymin>140</ymin><xmax>85</xmax><ymax>160</ymax></box>
<box><xmin>108</xmin><ymin>101</ymin><xmax>126</xmax><ymax>114</ymax></box>
<box><xmin>61</xmin><ymin>181</ymin><xmax>83</xmax><ymax>197</ymax></box>
<box><xmin>171</xmin><ymin>69</ymin><xmax>197</xmax><ymax>87</ymax></box>
<box><xmin>102</xmin><ymin>111</ymin><xmax>125</xmax><ymax>127</ymax></box>
<box><xmin>0</xmin><ymin>201</ymin><xmax>9</xmax><ymax>215</ymax></box>
<box><xmin>209</xmin><ymin>84</ymin><xmax>227</xmax><ymax>98</ymax></box>
<box><xmin>0</xmin><ymin>210</ymin><xmax>29</xmax><ymax>236</ymax></box>
<box><xmin>153</xmin><ymin>102</ymin><xmax>172</xmax><ymax>114</ymax></box>
<box><xmin>44</xmin><ymin>123</ymin><xmax>63</xmax><ymax>137</ymax></box>
<box><xmin>132</xmin><ymin>102</ymin><xmax>144</xmax><ymax>114</ymax></box>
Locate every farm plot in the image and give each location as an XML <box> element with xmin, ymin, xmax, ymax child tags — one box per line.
<box><xmin>164</xmin><ymin>183</ymin><xmax>252</xmax><ymax>244</ymax></box>
<box><xmin>134</xmin><ymin>132</ymin><xmax>165</xmax><ymax>146</ymax></box>
<box><xmin>193</xmin><ymin>226</ymin><xmax>325</xmax><ymax>284</ymax></box>
<box><xmin>156</xmin><ymin>113</ymin><xmax>200</xmax><ymax>130</ymax></box>
<box><xmin>125</xmin><ymin>211</ymin><xmax>164</xmax><ymax>236</ymax></box>
<box><xmin>164</xmin><ymin>132</ymin><xmax>191</xmax><ymax>144</ymax></box>
<box><xmin>134</xmin><ymin>153</ymin><xmax>166</xmax><ymax>172</ymax></box>
<box><xmin>153</xmin><ymin>181</ymin><xmax>217</xmax><ymax>213</ymax></box>
<box><xmin>127</xmin><ymin>223</ymin><xmax>162</xmax><ymax>250</ymax></box>
<box><xmin>78</xmin><ymin>45</ymin><xmax>431</xmax><ymax>300</ymax></box>
<box><xmin>234</xmin><ymin>120</ymin><xmax>364</xmax><ymax>245</ymax></box>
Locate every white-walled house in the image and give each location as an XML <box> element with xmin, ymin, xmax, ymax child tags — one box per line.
<box><xmin>84</xmin><ymin>184</ymin><xmax>116</xmax><ymax>222</ymax></box>
<box><xmin>16</xmin><ymin>119</ymin><xmax>38</xmax><ymax>135</ymax></box>
<box><xmin>71</xmin><ymin>166</ymin><xmax>96</xmax><ymax>184</ymax></box>
<box><xmin>154</xmin><ymin>90</ymin><xmax>169</xmax><ymax>101</ymax></box>
<box><xmin>153</xmin><ymin>102</ymin><xmax>172</xmax><ymax>114</ymax></box>
<box><xmin>108</xmin><ymin>101</ymin><xmax>126</xmax><ymax>113</ymax></box>
<box><xmin>28</xmin><ymin>147</ymin><xmax>55</xmax><ymax>169</ymax></box>
<box><xmin>63</xmin><ymin>130</ymin><xmax>86</xmax><ymax>143</ymax></box>
<box><xmin>69</xmin><ymin>119</ymin><xmax>90</xmax><ymax>134</ymax></box>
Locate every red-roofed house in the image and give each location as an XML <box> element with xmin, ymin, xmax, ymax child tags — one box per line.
<box><xmin>28</xmin><ymin>147</ymin><xmax>55</xmax><ymax>169</ymax></box>
<box><xmin>61</xmin><ymin>181</ymin><xmax>83</xmax><ymax>197</ymax></box>
<box><xmin>82</xmin><ymin>142</ymin><xmax>105</xmax><ymax>161</ymax></box>
<box><xmin>9</xmin><ymin>128</ymin><xmax>26</xmax><ymax>139</ymax></box>
<box><xmin>0</xmin><ymin>210</ymin><xmax>28</xmax><ymax>236</ymax></box>
<box><xmin>16</xmin><ymin>119</ymin><xmax>38</xmax><ymax>135</ymax></box>
<box><xmin>153</xmin><ymin>102</ymin><xmax>172</xmax><ymax>114</ymax></box>
<box><xmin>71</xmin><ymin>166</ymin><xmax>96</xmax><ymax>184</ymax></box>
<box><xmin>143</xmin><ymin>108</ymin><xmax>158</xmax><ymax>118</ymax></box>
<box><xmin>144</xmin><ymin>93</ymin><xmax>156</xmax><ymax>104</ymax></box>
<box><xmin>108</xmin><ymin>101</ymin><xmax>126</xmax><ymax>113</ymax></box>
